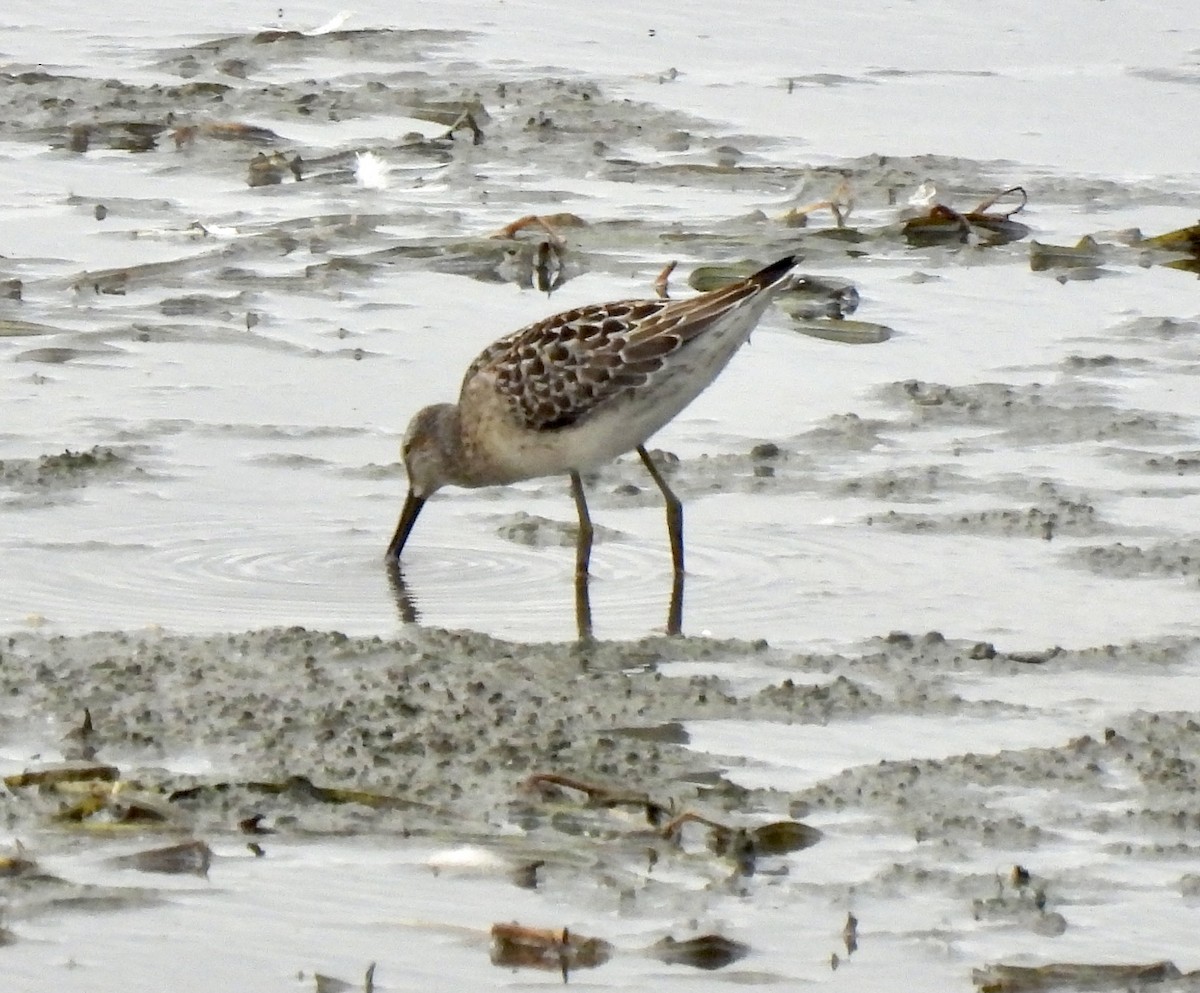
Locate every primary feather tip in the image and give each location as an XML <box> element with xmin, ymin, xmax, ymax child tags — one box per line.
<box><xmin>752</xmin><ymin>255</ymin><xmax>799</xmax><ymax>286</ymax></box>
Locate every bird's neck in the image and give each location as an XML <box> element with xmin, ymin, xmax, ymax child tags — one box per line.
<box><xmin>430</xmin><ymin>404</ymin><xmax>487</xmax><ymax>488</ymax></box>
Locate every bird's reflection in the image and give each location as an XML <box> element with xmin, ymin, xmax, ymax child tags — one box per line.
<box><xmin>385</xmin><ymin>556</ymin><xmax>683</xmax><ymax>641</ymax></box>
<box><xmin>666</xmin><ymin>570</ymin><xmax>683</xmax><ymax>637</ymax></box>
<box><xmin>384</xmin><ymin>558</ymin><xmax>421</xmax><ymax>625</ymax></box>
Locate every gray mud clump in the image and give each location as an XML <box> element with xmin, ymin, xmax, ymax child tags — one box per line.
<box><xmin>1069</xmin><ymin>538</ymin><xmax>1200</xmax><ymax>580</ymax></box>
<box><xmin>868</xmin><ymin>493</ymin><xmax>1102</xmax><ymax>539</ymax></box>
<box><xmin>0</xmin><ymin>447</ymin><xmax>142</xmax><ymax>504</ymax></box>
<box><xmin>883</xmin><ymin>379</ymin><xmax>1188</xmax><ymax>446</ymax></box>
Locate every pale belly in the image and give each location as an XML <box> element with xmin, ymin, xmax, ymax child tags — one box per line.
<box><xmin>474</xmin><ymin>367</ymin><xmax>716</xmax><ymax>483</ymax></box>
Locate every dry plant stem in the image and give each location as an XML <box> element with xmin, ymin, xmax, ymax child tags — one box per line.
<box><xmin>522</xmin><ymin>772</ymin><xmax>670</xmax><ymax>821</ymax></box>
<box><xmin>445</xmin><ymin>108</ymin><xmax>484</xmax><ymax>144</ymax></box>
<box><xmin>492</xmin><ymin>922</ymin><xmax>569</xmax><ymax>945</ymax></box>
<box><xmin>784</xmin><ymin>179</ymin><xmax>853</xmax><ymax>227</ymax></box>
<box><xmin>661</xmin><ymin>809</ymin><xmax>731</xmax><ymax>840</ymax></box>
<box><xmin>493</xmin><ymin>214</ymin><xmax>567</xmax><ymax>248</ymax></box>
<box><xmin>782</xmin><ymin>198</ymin><xmax>846</xmax><ymax>228</ymax></box>
<box><xmin>522</xmin><ymin>772</ymin><xmax>646</xmax><ymax>807</ymax></box>
<box><xmin>493</xmin><ymin>215</ymin><xmax>537</xmax><ymax>239</ymax></box>
<box><xmin>973</xmin><ymin>184</ymin><xmax>1027</xmax><ymax>217</ymax></box>
<box><xmin>654</xmin><ymin>260</ymin><xmax>677</xmax><ymax>299</ymax></box>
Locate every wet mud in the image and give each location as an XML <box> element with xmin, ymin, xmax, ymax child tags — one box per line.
<box><xmin>5</xmin><ymin>622</ymin><xmax>1200</xmax><ymax>985</ymax></box>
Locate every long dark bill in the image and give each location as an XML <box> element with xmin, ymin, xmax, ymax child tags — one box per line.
<box><xmin>386</xmin><ymin>490</ymin><xmax>426</xmax><ymax>560</ymax></box>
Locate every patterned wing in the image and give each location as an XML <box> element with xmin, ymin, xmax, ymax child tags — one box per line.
<box><xmin>462</xmin><ymin>256</ymin><xmax>796</xmax><ymax>432</ymax></box>
<box><xmin>461</xmin><ymin>298</ymin><xmax>669</xmax><ymax>431</ymax></box>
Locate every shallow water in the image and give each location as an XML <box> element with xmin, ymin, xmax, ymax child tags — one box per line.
<box><xmin>3</xmin><ymin>1</ymin><xmax>1200</xmax><ymax>990</ymax></box>
<box><xmin>0</xmin><ymin>1</ymin><xmax>1197</xmax><ymax>646</ymax></box>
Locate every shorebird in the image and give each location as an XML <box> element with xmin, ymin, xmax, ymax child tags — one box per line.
<box><xmin>387</xmin><ymin>256</ymin><xmax>797</xmax><ymax>635</ymax></box>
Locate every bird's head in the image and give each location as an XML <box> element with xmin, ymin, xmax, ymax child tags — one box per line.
<box><xmin>386</xmin><ymin>403</ymin><xmax>461</xmax><ymax>561</ymax></box>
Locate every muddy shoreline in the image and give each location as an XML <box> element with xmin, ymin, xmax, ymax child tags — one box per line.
<box><xmin>3</xmin><ymin>4</ymin><xmax>1200</xmax><ymax>989</ymax></box>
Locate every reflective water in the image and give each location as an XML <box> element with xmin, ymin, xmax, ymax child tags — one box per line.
<box><xmin>2</xmin><ymin>1</ymin><xmax>1200</xmax><ymax>989</ymax></box>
